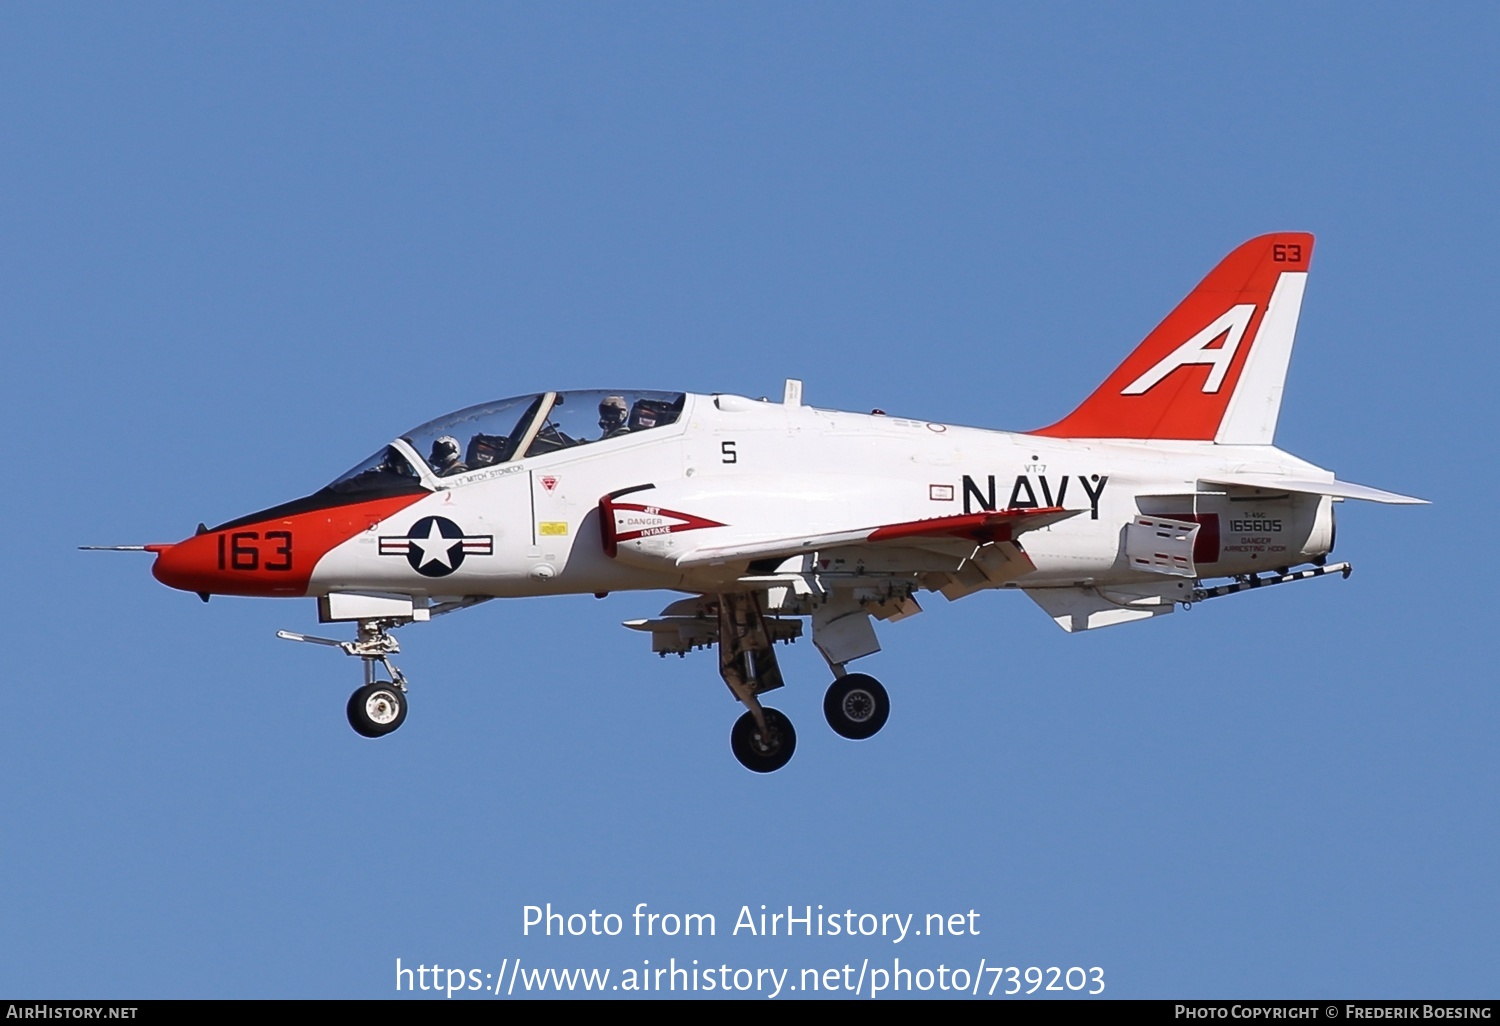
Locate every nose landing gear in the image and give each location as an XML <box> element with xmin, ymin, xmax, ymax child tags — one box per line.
<box><xmin>277</xmin><ymin>618</ymin><xmax>412</xmax><ymax>738</ymax></box>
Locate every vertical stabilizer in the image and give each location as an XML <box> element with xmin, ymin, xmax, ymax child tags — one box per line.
<box><xmin>1032</xmin><ymin>233</ymin><xmax>1313</xmax><ymax>443</ymax></box>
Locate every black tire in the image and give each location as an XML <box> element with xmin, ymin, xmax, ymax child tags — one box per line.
<box><xmin>823</xmin><ymin>673</ymin><xmax>889</xmax><ymax>740</ymax></box>
<box><xmin>347</xmin><ymin>682</ymin><xmax>408</xmax><ymax>738</ymax></box>
<box><xmin>730</xmin><ymin>707</ymin><xmax>796</xmax><ymax>773</ymax></box>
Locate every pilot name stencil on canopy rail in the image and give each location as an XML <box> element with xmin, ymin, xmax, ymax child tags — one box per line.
<box><xmin>86</xmin><ymin>234</ymin><xmax>1425</xmax><ymax>773</ymax></box>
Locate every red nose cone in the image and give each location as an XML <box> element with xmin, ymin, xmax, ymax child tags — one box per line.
<box><xmin>150</xmin><ymin>535</ymin><xmax>230</xmax><ymax>595</ymax></box>
<box><xmin>150</xmin><ymin>493</ymin><xmax>427</xmax><ymax>599</ymax></box>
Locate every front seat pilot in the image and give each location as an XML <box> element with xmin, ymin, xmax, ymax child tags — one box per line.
<box><xmin>430</xmin><ymin>435</ymin><xmax>469</xmax><ymax>476</ymax></box>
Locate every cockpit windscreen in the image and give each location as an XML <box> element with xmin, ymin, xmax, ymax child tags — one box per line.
<box><xmin>522</xmin><ymin>390</ymin><xmax>685</xmax><ymax>460</ymax></box>
<box><xmin>326</xmin><ymin>390</ymin><xmax>686</xmax><ymax>488</ymax></box>
<box><xmin>327</xmin><ymin>444</ymin><xmax>422</xmax><ymax>495</ymax></box>
<box><xmin>401</xmin><ymin>394</ymin><xmax>545</xmax><ymax>477</ymax></box>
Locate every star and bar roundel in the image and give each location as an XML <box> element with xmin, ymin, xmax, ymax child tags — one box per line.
<box><xmin>379</xmin><ymin>516</ymin><xmax>493</xmax><ymax>578</ymax></box>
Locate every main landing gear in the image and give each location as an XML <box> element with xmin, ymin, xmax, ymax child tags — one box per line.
<box><xmin>823</xmin><ymin>673</ymin><xmax>890</xmax><ymax>740</ymax></box>
<box><xmin>730</xmin><ymin>708</ymin><xmax>796</xmax><ymax>774</ymax></box>
<box><xmin>713</xmin><ymin>594</ymin><xmax>891</xmax><ymax>773</ymax></box>
<box><xmin>716</xmin><ymin>593</ymin><xmax>796</xmax><ymax>773</ymax></box>
<box><xmin>277</xmin><ymin>619</ymin><xmax>412</xmax><ymax>739</ymax></box>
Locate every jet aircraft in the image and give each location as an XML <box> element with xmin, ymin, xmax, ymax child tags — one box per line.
<box><xmin>92</xmin><ymin>232</ymin><xmax>1424</xmax><ymax>771</ymax></box>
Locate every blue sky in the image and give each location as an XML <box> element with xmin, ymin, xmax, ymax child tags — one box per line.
<box><xmin>1</xmin><ymin>3</ymin><xmax>1495</xmax><ymax>999</ymax></box>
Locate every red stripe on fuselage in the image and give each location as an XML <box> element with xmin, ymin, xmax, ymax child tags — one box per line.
<box><xmin>151</xmin><ymin>493</ymin><xmax>427</xmax><ymax>598</ymax></box>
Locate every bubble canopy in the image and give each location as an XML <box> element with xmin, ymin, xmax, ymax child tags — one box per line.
<box><xmin>328</xmin><ymin>390</ymin><xmax>685</xmax><ymax>492</ymax></box>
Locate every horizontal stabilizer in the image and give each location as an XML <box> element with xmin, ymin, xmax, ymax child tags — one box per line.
<box><xmin>1200</xmin><ymin>474</ymin><xmax>1428</xmax><ymax>505</ymax></box>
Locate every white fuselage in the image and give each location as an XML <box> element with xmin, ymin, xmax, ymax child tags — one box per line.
<box><xmin>308</xmin><ymin>393</ymin><xmax>1336</xmax><ymax>603</ymax></box>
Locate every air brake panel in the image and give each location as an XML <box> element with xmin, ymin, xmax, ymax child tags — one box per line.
<box><xmin>1124</xmin><ymin>516</ymin><xmax>1201</xmax><ymax>577</ymax></box>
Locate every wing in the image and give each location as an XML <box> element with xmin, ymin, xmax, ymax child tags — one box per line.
<box><xmin>674</xmin><ymin>506</ymin><xmax>1079</xmax><ymax>568</ymax></box>
<box><xmin>618</xmin><ymin>507</ymin><xmax>1076</xmax><ymax>657</ymax></box>
<box><xmin>611</xmin><ymin>500</ymin><xmax>1079</xmax><ymax>659</ymax></box>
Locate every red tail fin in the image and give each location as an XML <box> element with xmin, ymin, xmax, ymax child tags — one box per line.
<box><xmin>1033</xmin><ymin>232</ymin><xmax>1314</xmax><ymax>442</ymax></box>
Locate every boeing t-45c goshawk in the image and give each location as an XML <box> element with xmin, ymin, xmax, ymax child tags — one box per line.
<box><xmin>91</xmin><ymin>233</ymin><xmax>1424</xmax><ymax>772</ymax></box>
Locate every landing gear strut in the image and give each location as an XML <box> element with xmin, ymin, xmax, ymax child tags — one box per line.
<box><xmin>277</xmin><ymin>618</ymin><xmax>412</xmax><ymax>738</ymax></box>
<box><xmin>715</xmin><ymin>593</ymin><xmax>797</xmax><ymax>772</ymax></box>
<box><xmin>823</xmin><ymin>673</ymin><xmax>890</xmax><ymax>740</ymax></box>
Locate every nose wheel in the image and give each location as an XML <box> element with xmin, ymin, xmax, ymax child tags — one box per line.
<box><xmin>824</xmin><ymin>673</ymin><xmax>890</xmax><ymax>740</ymax></box>
<box><xmin>347</xmin><ymin>682</ymin><xmax>408</xmax><ymax>737</ymax></box>
<box><xmin>277</xmin><ymin>618</ymin><xmax>413</xmax><ymax>738</ymax></box>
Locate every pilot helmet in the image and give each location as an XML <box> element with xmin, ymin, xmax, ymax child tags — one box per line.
<box><xmin>431</xmin><ymin>435</ymin><xmax>461</xmax><ymax>466</ymax></box>
<box><xmin>599</xmin><ymin>395</ymin><xmax>628</xmax><ymax>428</ymax></box>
